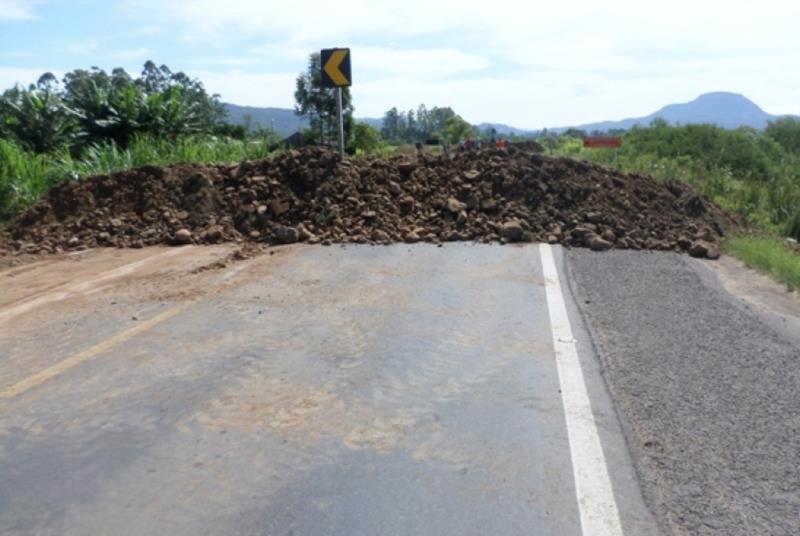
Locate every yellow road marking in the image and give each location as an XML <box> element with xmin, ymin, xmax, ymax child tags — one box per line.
<box><xmin>0</xmin><ymin>300</ymin><xmax>194</xmax><ymax>399</ymax></box>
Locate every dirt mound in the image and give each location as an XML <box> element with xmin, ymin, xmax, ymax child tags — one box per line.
<box><xmin>0</xmin><ymin>147</ymin><xmax>736</xmax><ymax>258</ymax></box>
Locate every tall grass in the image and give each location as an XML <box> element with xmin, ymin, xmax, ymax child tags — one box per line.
<box><xmin>0</xmin><ymin>138</ymin><xmax>58</xmax><ymax>221</ymax></box>
<box><xmin>0</xmin><ymin>135</ymin><xmax>275</xmax><ymax>223</ymax></box>
<box><xmin>725</xmin><ymin>235</ymin><xmax>800</xmax><ymax>290</ymax></box>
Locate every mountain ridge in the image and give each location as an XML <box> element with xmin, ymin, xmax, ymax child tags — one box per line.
<box><xmin>224</xmin><ymin>92</ymin><xmax>796</xmax><ymax>138</ymax></box>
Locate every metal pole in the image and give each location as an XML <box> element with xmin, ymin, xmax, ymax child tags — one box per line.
<box><xmin>336</xmin><ymin>87</ymin><xmax>344</xmax><ymax>156</ymax></box>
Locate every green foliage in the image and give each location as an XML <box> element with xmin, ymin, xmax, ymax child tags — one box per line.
<box><xmin>765</xmin><ymin>117</ymin><xmax>800</xmax><ymax>155</ymax></box>
<box><xmin>0</xmin><ymin>81</ymin><xmax>79</xmax><ymax>152</ymax></box>
<box><xmin>622</xmin><ymin>120</ymin><xmax>778</xmax><ymax>179</ymax></box>
<box><xmin>0</xmin><ymin>62</ymin><xmax>226</xmax><ymax>154</ymax></box>
<box><xmin>351</xmin><ymin>122</ymin><xmax>383</xmax><ymax>154</ymax></box>
<box><xmin>381</xmin><ymin>104</ymin><xmax>457</xmax><ymax>143</ymax></box>
<box><xmin>0</xmin><ymin>137</ymin><xmax>58</xmax><ymax>220</ymax></box>
<box><xmin>294</xmin><ymin>53</ymin><xmax>354</xmax><ymax>145</ymax></box>
<box><xmin>442</xmin><ymin>115</ymin><xmax>476</xmax><ymax>144</ymax></box>
<box><xmin>724</xmin><ymin>234</ymin><xmax>800</xmax><ymax>290</ymax></box>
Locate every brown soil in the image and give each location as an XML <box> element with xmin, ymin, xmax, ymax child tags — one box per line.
<box><xmin>0</xmin><ymin>147</ymin><xmax>738</xmax><ymax>258</ymax></box>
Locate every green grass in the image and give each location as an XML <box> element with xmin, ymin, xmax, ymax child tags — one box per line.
<box><xmin>724</xmin><ymin>234</ymin><xmax>800</xmax><ymax>290</ymax></box>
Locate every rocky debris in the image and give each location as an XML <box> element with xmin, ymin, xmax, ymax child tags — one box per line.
<box><xmin>446</xmin><ymin>197</ymin><xmax>467</xmax><ymax>214</ymax></box>
<box><xmin>500</xmin><ymin>221</ymin><xmax>525</xmax><ymax>242</ymax></box>
<box><xmin>588</xmin><ymin>235</ymin><xmax>614</xmax><ymax>251</ymax></box>
<box><xmin>174</xmin><ymin>228</ymin><xmax>193</xmax><ymax>244</ymax></box>
<box><xmin>274</xmin><ymin>225</ymin><xmax>299</xmax><ymax>245</ymax></box>
<box><xmin>0</xmin><ymin>147</ymin><xmax>737</xmax><ymax>259</ymax></box>
<box><xmin>688</xmin><ymin>240</ymin><xmax>720</xmax><ymax>259</ymax></box>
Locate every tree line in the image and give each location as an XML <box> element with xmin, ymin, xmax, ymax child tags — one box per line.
<box><xmin>0</xmin><ymin>61</ymin><xmax>229</xmax><ymax>154</ymax></box>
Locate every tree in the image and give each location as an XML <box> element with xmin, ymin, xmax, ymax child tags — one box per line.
<box><xmin>442</xmin><ymin>115</ymin><xmax>475</xmax><ymax>144</ymax></box>
<box><xmin>352</xmin><ymin>122</ymin><xmax>382</xmax><ymax>153</ymax></box>
<box><xmin>765</xmin><ymin>117</ymin><xmax>800</xmax><ymax>155</ymax></box>
<box><xmin>0</xmin><ymin>84</ymin><xmax>78</xmax><ymax>152</ymax></box>
<box><xmin>294</xmin><ymin>52</ymin><xmax>354</xmax><ymax>145</ymax></box>
<box><xmin>380</xmin><ymin>104</ymin><xmax>459</xmax><ymax>143</ymax></box>
<box><xmin>1</xmin><ymin>62</ymin><xmax>228</xmax><ymax>154</ymax></box>
<box><xmin>381</xmin><ymin>107</ymin><xmax>401</xmax><ymax>142</ymax></box>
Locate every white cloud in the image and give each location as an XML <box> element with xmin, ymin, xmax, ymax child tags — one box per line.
<box><xmin>195</xmin><ymin>70</ymin><xmax>299</xmax><ymax>106</ymax></box>
<box><xmin>356</xmin><ymin>47</ymin><xmax>489</xmax><ymax>77</ymax></box>
<box><xmin>0</xmin><ymin>0</ymin><xmax>38</xmax><ymax>21</ymax></box>
<box><xmin>0</xmin><ymin>66</ymin><xmax>62</xmax><ymax>89</ymax></box>
<box><xmin>20</xmin><ymin>0</ymin><xmax>800</xmax><ymax>125</ymax></box>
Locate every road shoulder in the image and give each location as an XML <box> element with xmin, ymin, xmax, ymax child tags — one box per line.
<box><xmin>566</xmin><ymin>249</ymin><xmax>800</xmax><ymax>536</ymax></box>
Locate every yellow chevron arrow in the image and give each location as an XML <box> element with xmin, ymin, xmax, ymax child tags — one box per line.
<box><xmin>324</xmin><ymin>49</ymin><xmax>349</xmax><ymax>86</ymax></box>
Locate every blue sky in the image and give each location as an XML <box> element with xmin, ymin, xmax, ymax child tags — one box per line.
<box><xmin>1</xmin><ymin>0</ymin><xmax>798</xmax><ymax>129</ymax></box>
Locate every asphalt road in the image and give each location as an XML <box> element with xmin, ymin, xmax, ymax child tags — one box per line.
<box><xmin>1</xmin><ymin>244</ymin><xmax>797</xmax><ymax>535</ymax></box>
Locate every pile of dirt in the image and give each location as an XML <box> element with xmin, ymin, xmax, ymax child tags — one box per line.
<box><xmin>0</xmin><ymin>147</ymin><xmax>737</xmax><ymax>259</ymax></box>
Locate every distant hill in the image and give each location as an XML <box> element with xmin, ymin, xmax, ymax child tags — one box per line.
<box><xmin>223</xmin><ymin>104</ymin><xmax>308</xmax><ymax>137</ymax></box>
<box><xmin>560</xmin><ymin>92</ymin><xmax>786</xmax><ymax>133</ymax></box>
<box><xmin>476</xmin><ymin>122</ymin><xmax>533</xmax><ymax>136</ymax></box>
<box><xmin>224</xmin><ymin>93</ymin><xmax>794</xmax><ymax>138</ymax></box>
<box><xmin>358</xmin><ymin>117</ymin><xmax>383</xmax><ymax>130</ymax></box>
<box><xmin>224</xmin><ymin>103</ymin><xmax>384</xmax><ymax>137</ymax></box>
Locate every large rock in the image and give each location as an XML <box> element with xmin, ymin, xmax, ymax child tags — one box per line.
<box><xmin>174</xmin><ymin>229</ymin><xmax>193</xmax><ymax>244</ymax></box>
<box><xmin>274</xmin><ymin>225</ymin><xmax>299</xmax><ymax>244</ymax></box>
<box><xmin>297</xmin><ymin>223</ymin><xmax>315</xmax><ymax>242</ymax></box>
<box><xmin>500</xmin><ymin>221</ymin><xmax>524</xmax><ymax>242</ymax></box>
<box><xmin>688</xmin><ymin>240</ymin><xmax>720</xmax><ymax>259</ymax></box>
<box><xmin>446</xmin><ymin>197</ymin><xmax>467</xmax><ymax>213</ymax></box>
<box><xmin>588</xmin><ymin>234</ymin><xmax>613</xmax><ymax>251</ymax></box>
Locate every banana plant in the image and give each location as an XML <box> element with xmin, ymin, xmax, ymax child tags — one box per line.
<box><xmin>0</xmin><ymin>86</ymin><xmax>80</xmax><ymax>152</ymax></box>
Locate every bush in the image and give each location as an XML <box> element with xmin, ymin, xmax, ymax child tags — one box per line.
<box><xmin>351</xmin><ymin>122</ymin><xmax>382</xmax><ymax>154</ymax></box>
<box><xmin>765</xmin><ymin>117</ymin><xmax>800</xmax><ymax>155</ymax></box>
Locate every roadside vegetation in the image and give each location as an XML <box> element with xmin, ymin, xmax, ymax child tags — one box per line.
<box><xmin>725</xmin><ymin>235</ymin><xmax>800</xmax><ymax>289</ymax></box>
<box><xmin>0</xmin><ymin>62</ymin><xmax>281</xmax><ymax>222</ymax></box>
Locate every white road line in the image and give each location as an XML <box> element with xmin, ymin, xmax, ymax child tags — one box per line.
<box><xmin>0</xmin><ymin>247</ymin><xmax>191</xmax><ymax>324</ymax></box>
<box><xmin>539</xmin><ymin>243</ymin><xmax>624</xmax><ymax>536</ymax></box>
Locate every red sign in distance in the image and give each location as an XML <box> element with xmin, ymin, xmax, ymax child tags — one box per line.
<box><xmin>583</xmin><ymin>137</ymin><xmax>622</xmax><ymax>148</ymax></box>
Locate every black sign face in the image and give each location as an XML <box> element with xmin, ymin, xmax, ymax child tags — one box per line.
<box><xmin>320</xmin><ymin>48</ymin><xmax>351</xmax><ymax>88</ymax></box>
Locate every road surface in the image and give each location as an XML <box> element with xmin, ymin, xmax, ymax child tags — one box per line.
<box><xmin>1</xmin><ymin>244</ymin><xmax>797</xmax><ymax>535</ymax></box>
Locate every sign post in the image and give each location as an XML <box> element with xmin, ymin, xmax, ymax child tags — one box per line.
<box><xmin>335</xmin><ymin>87</ymin><xmax>344</xmax><ymax>156</ymax></box>
<box><xmin>320</xmin><ymin>48</ymin><xmax>352</xmax><ymax>156</ymax></box>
